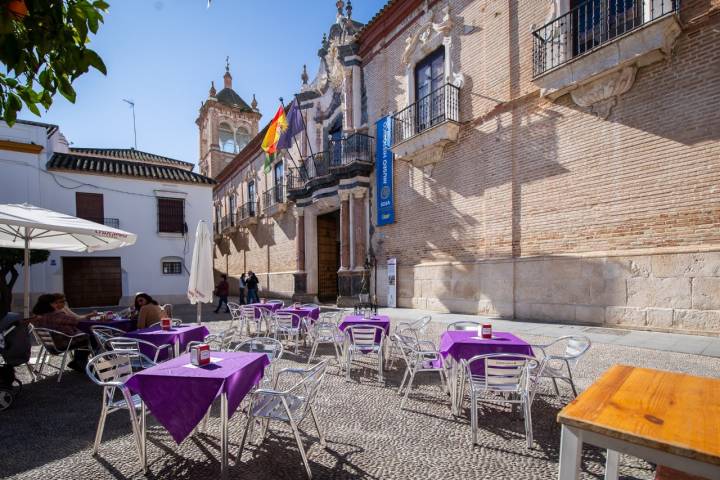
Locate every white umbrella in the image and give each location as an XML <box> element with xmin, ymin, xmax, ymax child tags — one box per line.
<box><xmin>0</xmin><ymin>203</ymin><xmax>137</xmax><ymax>317</ymax></box>
<box><xmin>187</xmin><ymin>220</ymin><xmax>214</xmax><ymax>324</ymax></box>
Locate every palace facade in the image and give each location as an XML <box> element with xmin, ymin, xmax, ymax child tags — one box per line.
<box><xmin>205</xmin><ymin>0</ymin><xmax>720</xmax><ymax>335</ymax></box>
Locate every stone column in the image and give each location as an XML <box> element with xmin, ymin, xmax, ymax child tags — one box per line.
<box><xmin>339</xmin><ymin>191</ymin><xmax>351</xmax><ymax>270</ymax></box>
<box><xmin>296</xmin><ymin>208</ymin><xmax>305</xmax><ymax>272</ymax></box>
<box><xmin>353</xmin><ymin>188</ymin><xmax>367</xmax><ymax>270</ymax></box>
<box><xmin>292</xmin><ymin>208</ymin><xmax>308</xmax><ymax>299</ymax></box>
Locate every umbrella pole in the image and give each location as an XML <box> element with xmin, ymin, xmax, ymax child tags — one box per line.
<box><xmin>197</xmin><ymin>302</ymin><xmax>201</xmax><ymax>325</ymax></box>
<box><xmin>23</xmin><ymin>233</ymin><xmax>29</xmax><ymax>319</ymax></box>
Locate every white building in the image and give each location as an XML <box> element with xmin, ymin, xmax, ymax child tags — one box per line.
<box><xmin>0</xmin><ymin>119</ymin><xmax>214</xmax><ymax>308</ymax></box>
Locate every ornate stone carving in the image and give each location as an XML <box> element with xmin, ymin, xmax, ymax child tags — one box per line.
<box><xmin>570</xmin><ymin>66</ymin><xmax>637</xmax><ymax>119</ymax></box>
<box><xmin>402</xmin><ymin>5</ymin><xmax>453</xmax><ymax>66</ymax></box>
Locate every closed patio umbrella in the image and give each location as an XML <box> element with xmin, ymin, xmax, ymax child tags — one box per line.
<box><xmin>187</xmin><ymin>220</ymin><xmax>214</xmax><ymax>324</ymax></box>
<box><xmin>0</xmin><ymin>203</ymin><xmax>137</xmax><ymax>318</ymax></box>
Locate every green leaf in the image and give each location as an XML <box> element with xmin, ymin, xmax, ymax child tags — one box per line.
<box><xmin>57</xmin><ymin>76</ymin><xmax>77</xmax><ymax>103</ymax></box>
<box><xmin>84</xmin><ymin>49</ymin><xmax>106</xmax><ymax>74</ymax></box>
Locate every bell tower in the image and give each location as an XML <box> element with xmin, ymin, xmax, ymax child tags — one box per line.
<box><xmin>196</xmin><ymin>58</ymin><xmax>261</xmax><ymax>178</ymax></box>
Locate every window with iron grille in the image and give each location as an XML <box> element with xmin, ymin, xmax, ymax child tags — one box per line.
<box><xmin>162</xmin><ymin>260</ymin><xmax>182</xmax><ymax>275</ymax></box>
<box><xmin>157</xmin><ymin>197</ymin><xmax>185</xmax><ymax>233</ymax></box>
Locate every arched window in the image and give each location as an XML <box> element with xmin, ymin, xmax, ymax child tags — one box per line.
<box><xmin>236</xmin><ymin>126</ymin><xmax>251</xmax><ymax>151</ymax></box>
<box><xmin>219</xmin><ymin>122</ymin><xmax>237</xmax><ymax>153</ymax></box>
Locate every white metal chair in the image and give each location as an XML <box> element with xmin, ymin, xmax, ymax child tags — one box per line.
<box><xmin>85</xmin><ymin>351</ymin><xmax>154</xmax><ymax>468</ymax></box>
<box><xmin>273</xmin><ymin>312</ymin><xmax>302</xmax><ymax>354</ymax></box>
<box><xmin>233</xmin><ymin>337</ymin><xmax>284</xmax><ymax>384</ymax></box>
<box><xmin>90</xmin><ymin>325</ymin><xmax>127</xmax><ymax>354</ymax></box>
<box><xmin>185</xmin><ymin>325</ymin><xmax>241</xmax><ymax>353</ymax></box>
<box><xmin>446</xmin><ymin>321</ymin><xmax>481</xmax><ymax>331</ymax></box>
<box><xmin>462</xmin><ymin>353</ymin><xmax>541</xmax><ymax>448</ymax></box>
<box><xmin>305</xmin><ymin>317</ymin><xmax>344</xmax><ymax>364</ymax></box>
<box><xmin>236</xmin><ymin>360</ymin><xmax>329</xmax><ymax>479</ymax></box>
<box><xmin>105</xmin><ymin>337</ymin><xmax>172</xmax><ymax>365</ymax></box>
<box><xmin>394</xmin><ymin>333</ymin><xmax>448</xmax><ymax>409</ymax></box>
<box><xmin>531</xmin><ymin>335</ymin><xmax>590</xmax><ymax>398</ymax></box>
<box><xmin>388</xmin><ymin>315</ymin><xmax>432</xmax><ymax>368</ymax></box>
<box><xmin>344</xmin><ymin>325</ymin><xmax>385</xmax><ymax>382</ymax></box>
<box><xmin>241</xmin><ymin>305</ymin><xmax>264</xmax><ymax>336</ymax></box>
<box><xmin>227</xmin><ymin>302</ymin><xmax>243</xmax><ymax>325</ymax></box>
<box><xmin>31</xmin><ymin>326</ymin><xmax>90</xmax><ymax>382</ymax></box>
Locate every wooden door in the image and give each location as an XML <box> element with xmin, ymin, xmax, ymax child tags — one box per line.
<box><xmin>75</xmin><ymin>192</ymin><xmax>104</xmax><ymax>224</ymax></box>
<box><xmin>316</xmin><ymin>212</ymin><xmax>339</xmax><ymax>302</ymax></box>
<box><xmin>63</xmin><ymin>257</ymin><xmax>122</xmax><ymax>308</ymax></box>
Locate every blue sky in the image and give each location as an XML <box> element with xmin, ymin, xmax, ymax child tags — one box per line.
<box><xmin>37</xmin><ymin>0</ymin><xmax>386</xmax><ymax>166</ymax></box>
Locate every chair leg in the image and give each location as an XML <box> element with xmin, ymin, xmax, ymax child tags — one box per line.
<box><xmin>345</xmin><ymin>350</ymin><xmax>352</xmax><ymax>382</ymax></box>
<box><xmin>309</xmin><ymin>405</ymin><xmax>326</xmax><ymax>447</ymax></box>
<box><xmin>524</xmin><ymin>399</ymin><xmax>534</xmax><ymax>448</ymax></box>
<box><xmin>57</xmin><ymin>350</ymin><xmax>70</xmax><ymax>382</ymax></box>
<box><xmin>567</xmin><ymin>367</ymin><xmax>578</xmax><ymax>397</ymax></box>
<box><xmin>400</xmin><ymin>370</ymin><xmax>416</xmax><ymax>410</ymax></box>
<box><xmin>35</xmin><ymin>348</ymin><xmax>48</xmax><ymax>378</ymax></box>
<box><xmin>308</xmin><ymin>341</ymin><xmax>318</xmax><ymax>364</ymax></box>
<box><xmin>92</xmin><ymin>402</ymin><xmax>109</xmax><ymax>454</ymax></box>
<box><xmin>288</xmin><ymin>414</ymin><xmax>312</xmax><ymax>479</ymax></box>
<box><xmin>439</xmin><ymin>368</ymin><xmax>450</xmax><ymax>395</ymax></box>
<box><xmin>235</xmin><ymin>399</ymin><xmax>255</xmax><ymax>466</ymax></box>
<box><xmin>551</xmin><ymin>377</ymin><xmax>560</xmax><ymax>397</ymax></box>
<box><xmin>126</xmin><ymin>402</ymin><xmax>144</xmax><ymax>469</ymax></box>
<box><xmin>470</xmin><ymin>391</ymin><xmax>478</xmax><ymax>446</ymax></box>
<box><xmin>398</xmin><ymin>366</ymin><xmax>410</xmax><ymax>394</ymax></box>
<box><xmin>294</xmin><ymin>333</ymin><xmax>299</xmax><ymax>355</ymax></box>
<box><xmin>378</xmin><ymin>349</ymin><xmax>384</xmax><ymax>383</ymax></box>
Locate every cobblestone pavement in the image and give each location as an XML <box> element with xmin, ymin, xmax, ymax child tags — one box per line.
<box><xmin>3</xmin><ymin>310</ymin><xmax>719</xmax><ymax>480</ymax></box>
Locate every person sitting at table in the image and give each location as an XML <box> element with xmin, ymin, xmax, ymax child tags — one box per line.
<box><xmin>134</xmin><ymin>293</ymin><xmax>165</xmax><ymax>329</ymax></box>
<box><xmin>31</xmin><ymin>293</ymin><xmax>90</xmax><ymax>372</ymax></box>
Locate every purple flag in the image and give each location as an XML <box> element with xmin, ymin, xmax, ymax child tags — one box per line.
<box><xmin>277</xmin><ymin>101</ymin><xmax>304</xmax><ymax>150</ymax></box>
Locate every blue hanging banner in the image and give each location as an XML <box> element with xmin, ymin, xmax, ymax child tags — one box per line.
<box><xmin>376</xmin><ymin>116</ymin><xmax>395</xmax><ymax>226</ymax></box>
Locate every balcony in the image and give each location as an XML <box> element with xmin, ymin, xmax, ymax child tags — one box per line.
<box><xmin>220</xmin><ymin>214</ymin><xmax>235</xmax><ymax>233</ymax></box>
<box><xmin>391</xmin><ymin>83</ymin><xmax>460</xmax><ymax>168</ymax></box>
<box><xmin>236</xmin><ymin>201</ymin><xmax>258</xmax><ymax>228</ymax></box>
<box><xmin>262</xmin><ymin>184</ymin><xmax>288</xmax><ymax>217</ymax></box>
<box><xmin>287</xmin><ymin>133</ymin><xmax>374</xmax><ymax>196</ymax></box>
<box><xmin>532</xmin><ymin>0</ymin><xmax>681</xmax><ymax>114</ymax></box>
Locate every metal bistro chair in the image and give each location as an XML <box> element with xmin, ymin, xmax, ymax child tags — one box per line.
<box><xmin>227</xmin><ymin>302</ymin><xmax>243</xmax><ymax>325</ymax></box>
<box><xmin>105</xmin><ymin>337</ymin><xmax>172</xmax><ymax>366</ymax></box>
<box><xmin>344</xmin><ymin>325</ymin><xmax>385</xmax><ymax>383</ymax></box>
<box><xmin>462</xmin><ymin>353</ymin><xmax>541</xmax><ymax>449</ymax></box>
<box><xmin>446</xmin><ymin>321</ymin><xmax>482</xmax><ymax>331</ymax></box>
<box><xmin>241</xmin><ymin>305</ymin><xmax>264</xmax><ymax>337</ymax></box>
<box><xmin>90</xmin><ymin>325</ymin><xmax>128</xmax><ymax>354</ymax></box>
<box><xmin>531</xmin><ymin>335</ymin><xmax>591</xmax><ymax>398</ymax></box>
<box><xmin>86</xmin><ymin>351</ymin><xmax>154</xmax><ymax>469</ymax></box>
<box><xmin>31</xmin><ymin>327</ymin><xmax>90</xmax><ymax>382</ymax></box>
<box><xmin>185</xmin><ymin>325</ymin><xmax>242</xmax><ymax>353</ymax></box>
<box><xmin>305</xmin><ymin>316</ymin><xmax>344</xmax><ymax>365</ymax></box>
<box><xmin>236</xmin><ymin>360</ymin><xmax>329</xmax><ymax>479</ymax></box>
<box><xmin>395</xmin><ymin>333</ymin><xmax>448</xmax><ymax>409</ymax></box>
<box><xmin>273</xmin><ymin>312</ymin><xmax>303</xmax><ymax>355</ymax></box>
<box><xmin>388</xmin><ymin>315</ymin><xmax>432</xmax><ymax>368</ymax></box>
<box><xmin>233</xmin><ymin>337</ymin><xmax>284</xmax><ymax>386</ymax></box>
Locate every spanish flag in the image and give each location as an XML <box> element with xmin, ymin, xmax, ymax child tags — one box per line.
<box><xmin>261</xmin><ymin>105</ymin><xmax>288</xmax><ymax>173</ymax></box>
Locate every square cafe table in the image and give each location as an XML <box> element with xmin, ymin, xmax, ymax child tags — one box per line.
<box><xmin>339</xmin><ymin>314</ymin><xmax>391</xmax><ymax>340</ymax></box>
<box><xmin>126</xmin><ymin>352</ymin><xmax>270</xmax><ymax>477</ymax></box>
<box><xmin>125</xmin><ymin>324</ymin><xmax>209</xmax><ymax>358</ymax></box>
<box><xmin>557</xmin><ymin>365</ymin><xmax>720</xmax><ymax>480</ymax></box>
<box><xmin>439</xmin><ymin>330</ymin><xmax>534</xmax><ymax>415</ymax></box>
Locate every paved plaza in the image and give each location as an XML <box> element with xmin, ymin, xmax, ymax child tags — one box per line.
<box><xmin>2</xmin><ymin>305</ymin><xmax>719</xmax><ymax>480</ymax></box>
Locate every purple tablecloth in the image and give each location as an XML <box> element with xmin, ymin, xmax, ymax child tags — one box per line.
<box><xmin>247</xmin><ymin>302</ymin><xmax>282</xmax><ymax>318</ymax></box>
<box><xmin>439</xmin><ymin>331</ymin><xmax>534</xmax><ymax>374</ymax></box>
<box><xmin>77</xmin><ymin>318</ymin><xmax>136</xmax><ymax>335</ymax></box>
<box><xmin>126</xmin><ymin>352</ymin><xmax>269</xmax><ymax>444</ymax></box>
<box><xmin>277</xmin><ymin>306</ymin><xmax>320</xmax><ymax>327</ymax></box>
<box><xmin>339</xmin><ymin>315</ymin><xmax>390</xmax><ymax>343</ymax></box>
<box><xmin>125</xmin><ymin>324</ymin><xmax>209</xmax><ymax>359</ymax></box>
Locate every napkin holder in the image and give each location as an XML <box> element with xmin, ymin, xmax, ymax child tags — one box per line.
<box><xmin>190</xmin><ymin>344</ymin><xmax>211</xmax><ymax>366</ymax></box>
<box><xmin>481</xmin><ymin>323</ymin><xmax>492</xmax><ymax>339</ymax></box>
<box><xmin>160</xmin><ymin>318</ymin><xmax>172</xmax><ymax>331</ymax></box>
<box><xmin>105</xmin><ymin>311</ymin><xmax>115</xmax><ymax>320</ymax></box>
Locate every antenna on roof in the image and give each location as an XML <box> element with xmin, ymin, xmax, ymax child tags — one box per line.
<box><xmin>122</xmin><ymin>99</ymin><xmax>137</xmax><ymax>149</ymax></box>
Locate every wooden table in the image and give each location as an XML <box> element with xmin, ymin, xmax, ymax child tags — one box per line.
<box><xmin>557</xmin><ymin>365</ymin><xmax>720</xmax><ymax>480</ymax></box>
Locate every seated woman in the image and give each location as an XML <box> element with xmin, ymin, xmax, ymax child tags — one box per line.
<box><xmin>133</xmin><ymin>293</ymin><xmax>165</xmax><ymax>329</ymax></box>
<box><xmin>31</xmin><ymin>293</ymin><xmax>90</xmax><ymax>372</ymax></box>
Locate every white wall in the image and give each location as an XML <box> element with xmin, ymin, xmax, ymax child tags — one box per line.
<box><xmin>0</xmin><ymin>121</ymin><xmax>213</xmax><ymax>308</ymax></box>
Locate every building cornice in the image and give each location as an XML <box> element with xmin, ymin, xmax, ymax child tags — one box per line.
<box><xmin>0</xmin><ymin>139</ymin><xmax>43</xmax><ymax>154</ymax></box>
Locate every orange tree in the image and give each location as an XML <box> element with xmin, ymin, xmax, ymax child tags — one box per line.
<box><xmin>0</xmin><ymin>248</ymin><xmax>49</xmax><ymax>318</ymax></box>
<box><xmin>0</xmin><ymin>0</ymin><xmax>109</xmax><ymax>125</ymax></box>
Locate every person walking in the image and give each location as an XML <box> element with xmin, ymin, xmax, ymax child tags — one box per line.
<box><xmin>246</xmin><ymin>271</ymin><xmax>260</xmax><ymax>304</ymax></box>
<box><xmin>238</xmin><ymin>273</ymin><xmax>247</xmax><ymax>305</ymax></box>
<box><xmin>214</xmin><ymin>274</ymin><xmax>230</xmax><ymax>314</ymax></box>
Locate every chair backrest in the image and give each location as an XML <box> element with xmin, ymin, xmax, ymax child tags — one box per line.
<box><xmin>446</xmin><ymin>321</ymin><xmax>481</xmax><ymax>331</ymax></box>
<box><xmin>345</xmin><ymin>325</ymin><xmax>384</xmax><ymax>348</ymax></box>
<box><xmin>553</xmin><ymin>335</ymin><xmax>591</xmax><ymax>366</ymax></box>
<box><xmin>105</xmin><ymin>336</ymin><xmax>166</xmax><ymax>365</ymax></box>
<box><xmin>161</xmin><ymin>304</ymin><xmax>173</xmax><ymax>318</ymax></box>
<box><xmin>219</xmin><ymin>326</ymin><xmax>240</xmax><ymax>350</ymax></box>
<box><xmin>227</xmin><ymin>302</ymin><xmax>242</xmax><ymax>318</ymax></box>
<box><xmin>286</xmin><ymin>360</ymin><xmax>328</xmax><ymax>417</ymax></box>
<box><xmin>392</xmin><ymin>333</ymin><xmax>419</xmax><ymax>364</ymax></box>
<box><xmin>310</xmin><ymin>317</ymin><xmax>340</xmax><ymax>340</ymax></box>
<box><xmin>86</xmin><ymin>351</ymin><xmax>153</xmax><ymax>386</ymax></box>
<box><xmin>234</xmin><ymin>337</ymin><xmax>284</xmax><ymax>363</ymax></box>
<box><xmin>397</xmin><ymin>315</ymin><xmax>431</xmax><ymax>334</ymax></box>
<box><xmin>241</xmin><ymin>305</ymin><xmax>257</xmax><ymax>322</ymax></box>
<box><xmin>465</xmin><ymin>353</ymin><xmax>539</xmax><ymax>395</ymax></box>
<box><xmin>91</xmin><ymin>326</ymin><xmax>126</xmax><ymax>351</ymax></box>
<box><xmin>30</xmin><ymin>327</ymin><xmax>64</xmax><ymax>351</ymax></box>
<box><xmin>275</xmin><ymin>312</ymin><xmax>300</xmax><ymax>330</ymax></box>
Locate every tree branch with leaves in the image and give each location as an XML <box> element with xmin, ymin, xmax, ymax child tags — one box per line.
<box><xmin>0</xmin><ymin>0</ymin><xmax>109</xmax><ymax>125</ymax></box>
<box><xmin>0</xmin><ymin>248</ymin><xmax>49</xmax><ymax>318</ymax></box>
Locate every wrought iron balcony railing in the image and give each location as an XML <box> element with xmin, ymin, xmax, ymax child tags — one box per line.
<box><xmin>219</xmin><ymin>214</ymin><xmax>234</xmax><ymax>232</ymax></box>
<box><xmin>532</xmin><ymin>0</ymin><xmax>680</xmax><ymax>77</ymax></box>
<box><xmin>392</xmin><ymin>83</ymin><xmax>460</xmax><ymax>146</ymax></box>
<box><xmin>287</xmin><ymin>132</ymin><xmax>374</xmax><ymax>191</ymax></box>
<box><xmin>262</xmin><ymin>184</ymin><xmax>286</xmax><ymax>209</ymax></box>
<box><xmin>237</xmin><ymin>201</ymin><xmax>257</xmax><ymax>222</ymax></box>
